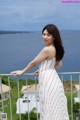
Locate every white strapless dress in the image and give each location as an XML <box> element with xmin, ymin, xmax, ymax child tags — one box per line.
<box><xmin>38</xmin><ymin>57</ymin><xmax>69</xmax><ymax>120</ymax></box>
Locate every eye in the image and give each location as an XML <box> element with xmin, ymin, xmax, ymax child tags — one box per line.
<box><xmin>47</xmin><ymin>33</ymin><xmax>51</xmax><ymax>36</ymax></box>
<box><xmin>43</xmin><ymin>33</ymin><xmax>46</xmax><ymax>36</ymax></box>
<box><xmin>47</xmin><ymin>33</ymin><xmax>52</xmax><ymax>37</ymax></box>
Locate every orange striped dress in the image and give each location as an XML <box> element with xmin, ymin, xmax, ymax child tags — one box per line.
<box><xmin>38</xmin><ymin>57</ymin><xmax>69</xmax><ymax>120</ymax></box>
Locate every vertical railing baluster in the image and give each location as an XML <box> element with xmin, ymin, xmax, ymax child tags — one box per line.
<box><xmin>61</xmin><ymin>74</ymin><xmax>64</xmax><ymax>85</ymax></box>
<box><xmin>8</xmin><ymin>76</ymin><xmax>12</xmax><ymax>120</ymax></box>
<box><xmin>0</xmin><ymin>76</ymin><xmax>4</xmax><ymax>112</ymax></box>
<box><xmin>17</xmin><ymin>80</ymin><xmax>21</xmax><ymax>120</ymax></box>
<box><xmin>34</xmin><ymin>75</ymin><xmax>39</xmax><ymax>120</ymax></box>
<box><xmin>79</xmin><ymin>74</ymin><xmax>80</xmax><ymax>119</ymax></box>
<box><xmin>70</xmin><ymin>74</ymin><xmax>73</xmax><ymax>120</ymax></box>
<box><xmin>26</xmin><ymin>76</ymin><xmax>30</xmax><ymax>120</ymax></box>
<box><xmin>79</xmin><ymin>75</ymin><xmax>80</xmax><ymax>103</ymax></box>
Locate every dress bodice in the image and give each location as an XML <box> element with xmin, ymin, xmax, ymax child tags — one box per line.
<box><xmin>39</xmin><ymin>57</ymin><xmax>56</xmax><ymax>71</ymax></box>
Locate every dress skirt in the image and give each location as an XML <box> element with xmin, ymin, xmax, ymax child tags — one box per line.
<box><xmin>38</xmin><ymin>68</ymin><xmax>69</xmax><ymax>120</ymax></box>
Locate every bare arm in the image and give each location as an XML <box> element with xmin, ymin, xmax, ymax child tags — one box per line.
<box><xmin>54</xmin><ymin>60</ymin><xmax>62</xmax><ymax>69</ymax></box>
<box><xmin>10</xmin><ymin>47</ymin><xmax>49</xmax><ymax>75</ymax></box>
<box><xmin>22</xmin><ymin>47</ymin><xmax>49</xmax><ymax>73</ymax></box>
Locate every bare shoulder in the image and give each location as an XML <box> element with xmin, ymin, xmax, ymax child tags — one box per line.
<box><xmin>42</xmin><ymin>46</ymin><xmax>56</xmax><ymax>59</ymax></box>
<box><xmin>51</xmin><ymin>45</ymin><xmax>56</xmax><ymax>52</ymax></box>
<box><xmin>47</xmin><ymin>46</ymin><xmax>56</xmax><ymax>56</ymax></box>
<box><xmin>43</xmin><ymin>46</ymin><xmax>56</xmax><ymax>52</ymax></box>
<box><xmin>42</xmin><ymin>46</ymin><xmax>50</xmax><ymax>53</ymax></box>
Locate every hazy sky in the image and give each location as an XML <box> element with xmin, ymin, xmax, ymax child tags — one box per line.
<box><xmin>0</xmin><ymin>0</ymin><xmax>80</xmax><ymax>31</ymax></box>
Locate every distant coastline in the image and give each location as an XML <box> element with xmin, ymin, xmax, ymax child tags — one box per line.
<box><xmin>0</xmin><ymin>29</ymin><xmax>80</xmax><ymax>34</ymax></box>
<box><xmin>0</xmin><ymin>30</ymin><xmax>34</xmax><ymax>34</ymax></box>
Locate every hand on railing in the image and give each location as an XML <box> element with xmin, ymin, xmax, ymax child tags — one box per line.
<box><xmin>34</xmin><ymin>70</ymin><xmax>39</xmax><ymax>76</ymax></box>
<box><xmin>10</xmin><ymin>70</ymin><xmax>24</xmax><ymax>76</ymax></box>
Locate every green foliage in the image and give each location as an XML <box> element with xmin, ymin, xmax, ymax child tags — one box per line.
<box><xmin>65</xmin><ymin>93</ymin><xmax>77</xmax><ymax>114</ymax></box>
<box><xmin>17</xmin><ymin>112</ymin><xmax>28</xmax><ymax>120</ymax></box>
<box><xmin>1</xmin><ymin>76</ymin><xmax>8</xmax><ymax>85</ymax></box>
<box><xmin>17</xmin><ymin>110</ymin><xmax>40</xmax><ymax>120</ymax></box>
<box><xmin>73</xmin><ymin>102</ymin><xmax>80</xmax><ymax>114</ymax></box>
<box><xmin>1</xmin><ymin>76</ymin><xmax>17</xmax><ymax>88</ymax></box>
<box><xmin>27</xmin><ymin>79</ymin><xmax>38</xmax><ymax>85</ymax></box>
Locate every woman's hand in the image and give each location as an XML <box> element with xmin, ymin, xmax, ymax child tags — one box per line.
<box><xmin>10</xmin><ymin>70</ymin><xmax>24</xmax><ymax>76</ymax></box>
<box><xmin>34</xmin><ymin>70</ymin><xmax>39</xmax><ymax>76</ymax></box>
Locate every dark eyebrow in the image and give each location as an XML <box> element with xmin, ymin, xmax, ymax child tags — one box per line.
<box><xmin>42</xmin><ymin>32</ymin><xmax>51</xmax><ymax>35</ymax></box>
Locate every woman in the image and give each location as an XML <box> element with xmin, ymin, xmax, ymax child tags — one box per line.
<box><xmin>11</xmin><ymin>24</ymin><xmax>69</xmax><ymax>120</ymax></box>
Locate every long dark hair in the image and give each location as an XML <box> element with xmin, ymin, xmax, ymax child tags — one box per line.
<box><xmin>42</xmin><ymin>24</ymin><xmax>65</xmax><ymax>61</ymax></box>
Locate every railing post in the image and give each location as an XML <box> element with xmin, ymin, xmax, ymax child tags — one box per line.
<box><xmin>26</xmin><ymin>75</ymin><xmax>30</xmax><ymax>120</ymax></box>
<box><xmin>34</xmin><ymin>75</ymin><xmax>39</xmax><ymax>120</ymax></box>
<box><xmin>79</xmin><ymin>74</ymin><xmax>80</xmax><ymax>120</ymax></box>
<box><xmin>17</xmin><ymin>79</ymin><xmax>21</xmax><ymax>120</ymax></box>
<box><xmin>0</xmin><ymin>76</ymin><xmax>4</xmax><ymax>112</ymax></box>
<box><xmin>79</xmin><ymin>75</ymin><xmax>80</xmax><ymax>103</ymax></box>
<box><xmin>70</xmin><ymin>75</ymin><xmax>73</xmax><ymax>120</ymax></box>
<box><xmin>61</xmin><ymin>74</ymin><xmax>64</xmax><ymax>84</ymax></box>
<box><xmin>8</xmin><ymin>76</ymin><xmax>12</xmax><ymax>120</ymax></box>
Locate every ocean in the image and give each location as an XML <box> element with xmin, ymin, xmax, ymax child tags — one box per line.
<box><xmin>0</xmin><ymin>30</ymin><xmax>80</xmax><ymax>74</ymax></box>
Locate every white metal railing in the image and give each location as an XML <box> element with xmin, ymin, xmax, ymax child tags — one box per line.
<box><xmin>0</xmin><ymin>72</ymin><xmax>80</xmax><ymax>120</ymax></box>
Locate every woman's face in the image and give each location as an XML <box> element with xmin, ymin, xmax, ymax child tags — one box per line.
<box><xmin>42</xmin><ymin>29</ymin><xmax>54</xmax><ymax>46</ymax></box>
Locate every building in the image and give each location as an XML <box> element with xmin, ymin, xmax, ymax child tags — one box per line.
<box><xmin>0</xmin><ymin>112</ymin><xmax>7</xmax><ymax>120</ymax></box>
<box><xmin>0</xmin><ymin>84</ymin><xmax>11</xmax><ymax>100</ymax></box>
<box><xmin>16</xmin><ymin>84</ymin><xmax>40</xmax><ymax>114</ymax></box>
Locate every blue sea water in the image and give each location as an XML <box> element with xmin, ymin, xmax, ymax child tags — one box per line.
<box><xmin>0</xmin><ymin>30</ymin><xmax>80</xmax><ymax>74</ymax></box>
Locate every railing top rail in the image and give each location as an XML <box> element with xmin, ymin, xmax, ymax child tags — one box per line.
<box><xmin>0</xmin><ymin>73</ymin><xmax>34</xmax><ymax>76</ymax></box>
<box><xmin>58</xmin><ymin>72</ymin><xmax>80</xmax><ymax>75</ymax></box>
<box><xmin>0</xmin><ymin>71</ymin><xmax>80</xmax><ymax>76</ymax></box>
